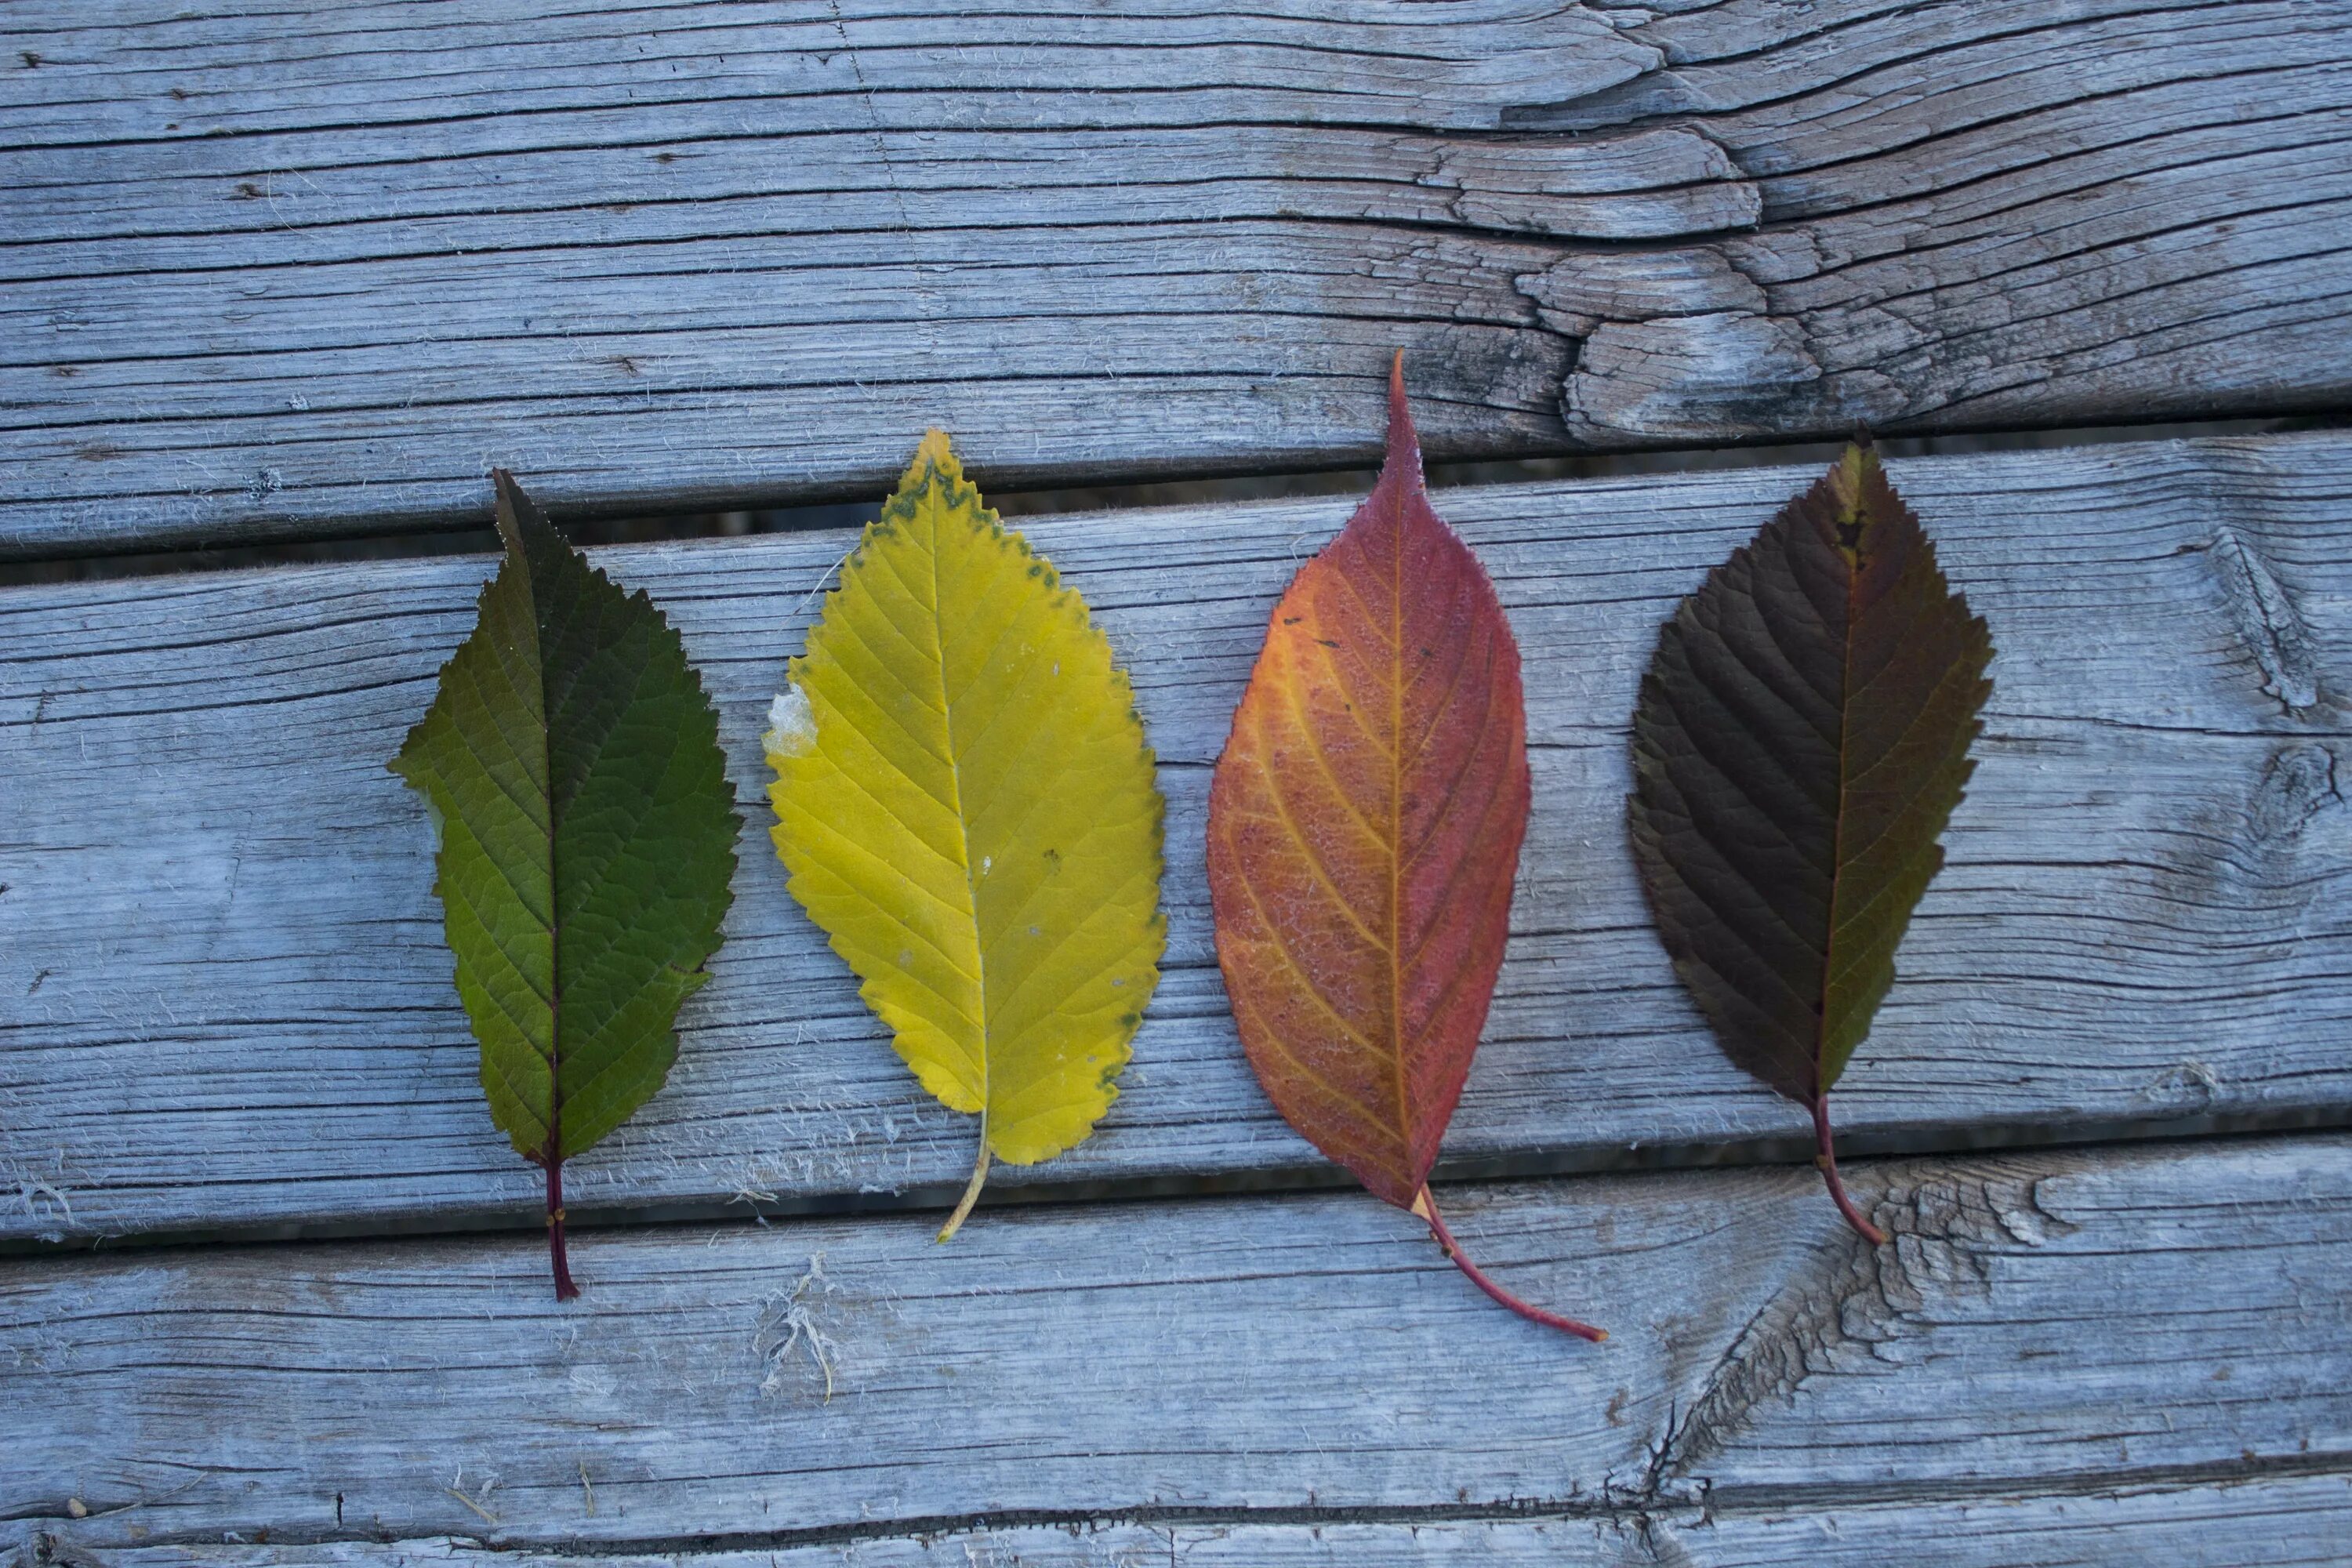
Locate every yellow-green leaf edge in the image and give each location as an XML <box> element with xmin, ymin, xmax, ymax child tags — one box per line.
<box><xmin>766</xmin><ymin>431</ymin><xmax>1166</xmax><ymax>1230</ymax></box>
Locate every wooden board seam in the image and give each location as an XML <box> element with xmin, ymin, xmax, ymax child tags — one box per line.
<box><xmin>18</xmin><ymin>1450</ymin><xmax>2352</xmax><ymax>1559</ymax></box>
<box><xmin>5</xmin><ymin>1105</ymin><xmax>2347</xmax><ymax>1261</ymax></box>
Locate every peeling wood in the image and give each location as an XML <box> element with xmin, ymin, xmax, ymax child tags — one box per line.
<box><xmin>2</xmin><ymin>435</ymin><xmax>2348</xmax><ymax>1243</ymax></box>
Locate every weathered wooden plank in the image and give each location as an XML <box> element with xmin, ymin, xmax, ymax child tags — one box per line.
<box><xmin>5</xmin><ymin>0</ymin><xmax>2349</xmax><ymax>552</ymax></box>
<box><xmin>5</xmin><ymin>1136</ymin><xmax>2349</xmax><ymax>1556</ymax></box>
<box><xmin>28</xmin><ymin>1472</ymin><xmax>2352</xmax><ymax>1565</ymax></box>
<box><xmin>2</xmin><ymin>436</ymin><xmax>2347</xmax><ymax>1243</ymax></box>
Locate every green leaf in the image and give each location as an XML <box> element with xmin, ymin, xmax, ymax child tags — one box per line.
<box><xmin>1628</xmin><ymin>441</ymin><xmax>1993</xmax><ymax>1243</ymax></box>
<box><xmin>391</xmin><ymin>472</ymin><xmax>739</xmax><ymax>1298</ymax></box>
<box><xmin>767</xmin><ymin>430</ymin><xmax>1166</xmax><ymax>1242</ymax></box>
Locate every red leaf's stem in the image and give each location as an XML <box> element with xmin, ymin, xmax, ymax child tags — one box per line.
<box><xmin>1811</xmin><ymin>1094</ymin><xmax>1888</xmax><ymax>1246</ymax></box>
<box><xmin>1414</xmin><ymin>1187</ymin><xmax>1605</xmax><ymax>1343</ymax></box>
<box><xmin>546</xmin><ymin>1156</ymin><xmax>581</xmax><ymax>1301</ymax></box>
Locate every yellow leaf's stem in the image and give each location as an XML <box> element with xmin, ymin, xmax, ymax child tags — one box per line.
<box><xmin>1811</xmin><ymin>1093</ymin><xmax>1888</xmax><ymax>1245</ymax></box>
<box><xmin>937</xmin><ymin>1140</ymin><xmax>991</xmax><ymax>1243</ymax></box>
<box><xmin>1411</xmin><ymin>1186</ymin><xmax>1604</xmax><ymax>1343</ymax></box>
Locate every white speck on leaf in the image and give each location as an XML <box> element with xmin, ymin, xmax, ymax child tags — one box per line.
<box><xmin>764</xmin><ymin>684</ymin><xmax>817</xmax><ymax>758</ymax></box>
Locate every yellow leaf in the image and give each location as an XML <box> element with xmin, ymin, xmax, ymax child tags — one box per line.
<box><xmin>767</xmin><ymin>430</ymin><xmax>1166</xmax><ymax>1240</ymax></box>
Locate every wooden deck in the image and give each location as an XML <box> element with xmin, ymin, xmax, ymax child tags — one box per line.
<box><xmin>5</xmin><ymin>4</ymin><xmax>2352</xmax><ymax>1564</ymax></box>
<box><xmin>9</xmin><ymin>0</ymin><xmax>2352</xmax><ymax>554</ymax></box>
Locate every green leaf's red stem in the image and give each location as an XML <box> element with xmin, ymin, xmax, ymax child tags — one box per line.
<box><xmin>1416</xmin><ymin>1187</ymin><xmax>1605</xmax><ymax>1342</ymax></box>
<box><xmin>546</xmin><ymin>1153</ymin><xmax>580</xmax><ymax>1301</ymax></box>
<box><xmin>1811</xmin><ymin>1094</ymin><xmax>1887</xmax><ymax>1245</ymax></box>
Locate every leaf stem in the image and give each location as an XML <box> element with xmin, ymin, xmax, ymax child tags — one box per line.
<box><xmin>1811</xmin><ymin>1094</ymin><xmax>1888</xmax><ymax>1245</ymax></box>
<box><xmin>546</xmin><ymin>1156</ymin><xmax>581</xmax><ymax>1301</ymax></box>
<box><xmin>937</xmin><ymin>1142</ymin><xmax>990</xmax><ymax>1243</ymax></box>
<box><xmin>1412</xmin><ymin>1187</ymin><xmax>1605</xmax><ymax>1342</ymax></box>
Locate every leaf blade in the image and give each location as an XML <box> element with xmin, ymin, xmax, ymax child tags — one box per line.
<box><xmin>1207</xmin><ymin>358</ymin><xmax>1595</xmax><ymax>1338</ymax></box>
<box><xmin>392</xmin><ymin>473</ymin><xmax>740</xmax><ymax>1295</ymax></box>
<box><xmin>1209</xmin><ymin>361</ymin><xmax>1529</xmax><ymax>1208</ymax></box>
<box><xmin>768</xmin><ymin>432</ymin><xmax>1166</xmax><ymax>1232</ymax></box>
<box><xmin>1628</xmin><ymin>442</ymin><xmax>1993</xmax><ymax>1236</ymax></box>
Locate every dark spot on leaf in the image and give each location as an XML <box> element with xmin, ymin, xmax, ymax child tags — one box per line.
<box><xmin>232</xmin><ymin>181</ymin><xmax>264</xmax><ymax>199</ymax></box>
<box><xmin>20</xmin><ymin>50</ymin><xmax>40</xmax><ymax>67</ymax></box>
<box><xmin>169</xmin><ymin>85</ymin><xmax>189</xmax><ymax>100</ymax></box>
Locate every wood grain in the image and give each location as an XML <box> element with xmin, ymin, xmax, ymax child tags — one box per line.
<box><xmin>5</xmin><ymin>1135</ymin><xmax>2349</xmax><ymax>1556</ymax></box>
<box><xmin>2</xmin><ymin>437</ymin><xmax>2347</xmax><ymax>1243</ymax></box>
<box><xmin>23</xmin><ymin>1476</ymin><xmax>2352</xmax><ymax>1561</ymax></box>
<box><xmin>5</xmin><ymin>0</ymin><xmax>2350</xmax><ymax>553</ymax></box>
<box><xmin>38</xmin><ymin>1481</ymin><xmax>2352</xmax><ymax>1568</ymax></box>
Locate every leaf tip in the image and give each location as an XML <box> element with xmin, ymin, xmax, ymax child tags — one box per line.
<box><xmin>912</xmin><ymin>427</ymin><xmax>958</xmax><ymax>478</ymax></box>
<box><xmin>1385</xmin><ymin>350</ymin><xmax>1416</xmax><ymax>463</ymax></box>
<box><xmin>489</xmin><ymin>467</ymin><xmax>540</xmax><ymax>558</ymax></box>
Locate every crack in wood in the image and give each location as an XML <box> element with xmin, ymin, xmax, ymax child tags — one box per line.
<box><xmin>1642</xmin><ymin>1156</ymin><xmax>2085</xmax><ymax>1502</ymax></box>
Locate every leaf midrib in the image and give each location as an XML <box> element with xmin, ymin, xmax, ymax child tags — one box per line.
<box><xmin>1388</xmin><ymin>489</ymin><xmax>1410</xmax><ymax>1166</ymax></box>
<box><xmin>517</xmin><ymin>524</ymin><xmax>564</xmax><ymax>1165</ymax></box>
<box><xmin>925</xmin><ymin>474</ymin><xmax>993</xmax><ymax>1134</ymax></box>
<box><xmin>1820</xmin><ymin>521</ymin><xmax>1859</xmax><ymax>1104</ymax></box>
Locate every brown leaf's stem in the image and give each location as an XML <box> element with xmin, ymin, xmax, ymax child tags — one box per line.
<box><xmin>1812</xmin><ymin>1094</ymin><xmax>1888</xmax><ymax>1245</ymax></box>
<box><xmin>546</xmin><ymin>1156</ymin><xmax>581</xmax><ymax>1301</ymax></box>
<box><xmin>937</xmin><ymin>1141</ymin><xmax>990</xmax><ymax>1243</ymax></box>
<box><xmin>1412</xmin><ymin>1187</ymin><xmax>1605</xmax><ymax>1343</ymax></box>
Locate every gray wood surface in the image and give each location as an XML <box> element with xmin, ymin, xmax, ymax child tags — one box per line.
<box><xmin>3</xmin><ymin>436</ymin><xmax>2347</xmax><ymax>1244</ymax></box>
<box><xmin>31</xmin><ymin>1474</ymin><xmax>2352</xmax><ymax>1567</ymax></box>
<box><xmin>7</xmin><ymin>1134</ymin><xmax>2349</xmax><ymax>1559</ymax></box>
<box><xmin>6</xmin><ymin>0</ymin><xmax>2350</xmax><ymax>553</ymax></box>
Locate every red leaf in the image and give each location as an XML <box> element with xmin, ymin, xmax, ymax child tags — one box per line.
<box><xmin>1207</xmin><ymin>355</ymin><xmax>1600</xmax><ymax>1341</ymax></box>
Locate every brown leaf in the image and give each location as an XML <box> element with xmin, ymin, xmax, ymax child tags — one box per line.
<box><xmin>1628</xmin><ymin>441</ymin><xmax>1993</xmax><ymax>1242</ymax></box>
